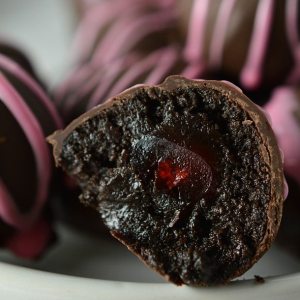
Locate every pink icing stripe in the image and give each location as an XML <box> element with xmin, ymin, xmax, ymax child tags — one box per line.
<box><xmin>5</xmin><ymin>218</ymin><xmax>52</xmax><ymax>259</ymax></box>
<box><xmin>0</xmin><ymin>54</ymin><xmax>62</xmax><ymax>128</ymax></box>
<box><xmin>0</xmin><ymin>74</ymin><xmax>51</xmax><ymax>229</ymax></box>
<box><xmin>208</xmin><ymin>0</ymin><xmax>237</xmax><ymax>69</ymax></box>
<box><xmin>61</xmin><ymin>64</ymin><xmax>100</xmax><ymax>113</ymax></box>
<box><xmin>286</xmin><ymin>0</ymin><xmax>300</xmax><ymax>83</ymax></box>
<box><xmin>106</xmin><ymin>48</ymin><xmax>172</xmax><ymax>99</ymax></box>
<box><xmin>92</xmin><ymin>10</ymin><xmax>176</xmax><ymax>66</ymax></box>
<box><xmin>82</xmin><ymin>54</ymin><xmax>140</xmax><ymax>101</ymax></box>
<box><xmin>240</xmin><ymin>0</ymin><xmax>274</xmax><ymax>90</ymax></box>
<box><xmin>145</xmin><ymin>47</ymin><xmax>179</xmax><ymax>84</ymax></box>
<box><xmin>184</xmin><ymin>0</ymin><xmax>210</xmax><ymax>64</ymax></box>
<box><xmin>286</xmin><ymin>0</ymin><xmax>299</xmax><ymax>47</ymax></box>
<box><xmin>90</xmin><ymin>17</ymin><xmax>137</xmax><ymax>65</ymax></box>
<box><xmin>88</xmin><ymin>54</ymin><xmax>140</xmax><ymax>109</ymax></box>
<box><xmin>283</xmin><ymin>176</ymin><xmax>289</xmax><ymax>200</ymax></box>
<box><xmin>264</xmin><ymin>87</ymin><xmax>300</xmax><ymax>185</ymax></box>
<box><xmin>181</xmin><ymin>62</ymin><xmax>205</xmax><ymax>79</ymax></box>
<box><xmin>72</xmin><ymin>0</ymin><xmax>138</xmax><ymax>63</ymax></box>
<box><xmin>62</xmin><ymin>65</ymin><xmax>109</xmax><ymax>114</ymax></box>
<box><xmin>55</xmin><ymin>64</ymin><xmax>95</xmax><ymax>104</ymax></box>
<box><xmin>65</xmin><ymin>67</ymin><xmax>105</xmax><ymax>109</ymax></box>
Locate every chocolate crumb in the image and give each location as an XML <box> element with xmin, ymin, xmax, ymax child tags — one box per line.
<box><xmin>254</xmin><ymin>275</ymin><xmax>265</xmax><ymax>284</ymax></box>
<box><xmin>242</xmin><ymin>120</ymin><xmax>253</xmax><ymax>125</ymax></box>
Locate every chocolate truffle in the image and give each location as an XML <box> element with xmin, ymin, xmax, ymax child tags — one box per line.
<box><xmin>180</xmin><ymin>0</ymin><xmax>300</xmax><ymax>92</ymax></box>
<box><xmin>264</xmin><ymin>86</ymin><xmax>300</xmax><ymax>186</ymax></box>
<box><xmin>0</xmin><ymin>52</ymin><xmax>62</xmax><ymax>258</ymax></box>
<box><xmin>49</xmin><ymin>76</ymin><xmax>284</xmax><ymax>285</ymax></box>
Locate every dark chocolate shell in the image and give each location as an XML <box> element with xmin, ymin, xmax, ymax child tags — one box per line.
<box><xmin>49</xmin><ymin>75</ymin><xmax>284</xmax><ymax>285</ymax></box>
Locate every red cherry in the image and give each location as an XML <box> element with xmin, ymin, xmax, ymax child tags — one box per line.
<box><xmin>156</xmin><ymin>160</ymin><xmax>189</xmax><ymax>190</ymax></box>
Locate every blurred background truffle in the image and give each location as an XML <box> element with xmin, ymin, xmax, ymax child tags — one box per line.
<box><xmin>180</xmin><ymin>0</ymin><xmax>300</xmax><ymax>97</ymax></box>
<box><xmin>0</xmin><ymin>44</ymin><xmax>62</xmax><ymax>258</ymax></box>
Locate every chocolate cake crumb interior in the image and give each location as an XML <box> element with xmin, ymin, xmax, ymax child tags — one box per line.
<box><xmin>60</xmin><ymin>81</ymin><xmax>271</xmax><ymax>285</ymax></box>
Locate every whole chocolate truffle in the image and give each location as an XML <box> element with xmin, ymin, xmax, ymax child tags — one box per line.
<box><xmin>0</xmin><ymin>51</ymin><xmax>62</xmax><ymax>258</ymax></box>
<box><xmin>49</xmin><ymin>76</ymin><xmax>284</xmax><ymax>285</ymax></box>
<box><xmin>180</xmin><ymin>0</ymin><xmax>300</xmax><ymax>92</ymax></box>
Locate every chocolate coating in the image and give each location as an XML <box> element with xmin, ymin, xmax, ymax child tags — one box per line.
<box><xmin>49</xmin><ymin>76</ymin><xmax>284</xmax><ymax>285</ymax></box>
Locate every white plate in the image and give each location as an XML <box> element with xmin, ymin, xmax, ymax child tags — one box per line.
<box><xmin>0</xmin><ymin>224</ymin><xmax>300</xmax><ymax>300</ymax></box>
<box><xmin>1</xmin><ymin>1</ymin><xmax>300</xmax><ymax>299</ymax></box>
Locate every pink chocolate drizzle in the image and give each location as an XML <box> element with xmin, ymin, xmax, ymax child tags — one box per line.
<box><xmin>91</xmin><ymin>9</ymin><xmax>177</xmax><ymax>66</ymax></box>
<box><xmin>240</xmin><ymin>0</ymin><xmax>274</xmax><ymax>89</ymax></box>
<box><xmin>5</xmin><ymin>218</ymin><xmax>52</xmax><ymax>259</ymax></box>
<box><xmin>208</xmin><ymin>0</ymin><xmax>237</xmax><ymax>69</ymax></box>
<box><xmin>72</xmin><ymin>0</ymin><xmax>148</xmax><ymax>63</ymax></box>
<box><xmin>184</xmin><ymin>0</ymin><xmax>209</xmax><ymax>71</ymax></box>
<box><xmin>0</xmin><ymin>54</ymin><xmax>62</xmax><ymax>128</ymax></box>
<box><xmin>103</xmin><ymin>47</ymin><xmax>179</xmax><ymax>102</ymax></box>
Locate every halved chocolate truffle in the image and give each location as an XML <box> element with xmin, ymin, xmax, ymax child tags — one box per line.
<box><xmin>49</xmin><ymin>76</ymin><xmax>284</xmax><ymax>285</ymax></box>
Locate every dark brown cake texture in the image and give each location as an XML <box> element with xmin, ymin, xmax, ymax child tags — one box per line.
<box><xmin>48</xmin><ymin>76</ymin><xmax>285</xmax><ymax>286</ymax></box>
